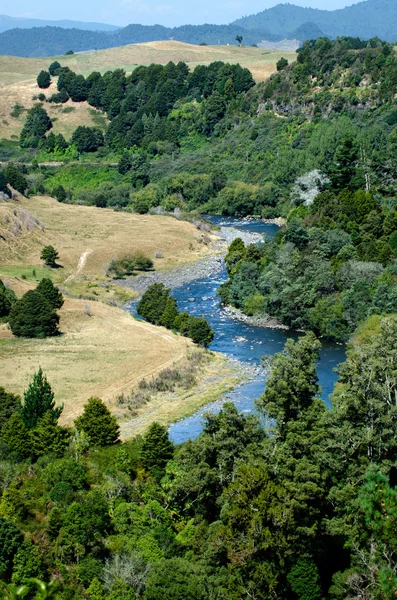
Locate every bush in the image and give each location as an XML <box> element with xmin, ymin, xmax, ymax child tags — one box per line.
<box><xmin>49</xmin><ymin>61</ymin><xmax>61</xmax><ymax>76</ymax></box>
<box><xmin>37</xmin><ymin>70</ymin><xmax>51</xmax><ymax>89</ymax></box>
<box><xmin>4</xmin><ymin>165</ymin><xmax>27</xmax><ymax>193</ymax></box>
<box><xmin>187</xmin><ymin>317</ymin><xmax>214</xmax><ymax>347</ymax></box>
<box><xmin>107</xmin><ymin>252</ymin><xmax>153</xmax><ymax>278</ymax></box>
<box><xmin>9</xmin><ymin>290</ymin><xmax>60</xmax><ymax>338</ymax></box>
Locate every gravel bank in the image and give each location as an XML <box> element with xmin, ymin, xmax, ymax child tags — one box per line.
<box><xmin>222</xmin><ymin>305</ymin><xmax>288</xmax><ymax>331</ymax></box>
<box><xmin>119</xmin><ymin>226</ymin><xmax>263</xmax><ymax>297</ymax></box>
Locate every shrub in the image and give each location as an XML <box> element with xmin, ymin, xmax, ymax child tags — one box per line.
<box><xmin>187</xmin><ymin>317</ymin><xmax>214</xmax><ymax>347</ymax></box>
<box><xmin>0</xmin><ymin>279</ymin><xmax>16</xmax><ymax>318</ymax></box>
<box><xmin>49</xmin><ymin>61</ymin><xmax>61</xmax><ymax>76</ymax></box>
<box><xmin>4</xmin><ymin>165</ymin><xmax>27</xmax><ymax>193</ymax></box>
<box><xmin>107</xmin><ymin>252</ymin><xmax>153</xmax><ymax>278</ymax></box>
<box><xmin>37</xmin><ymin>70</ymin><xmax>51</xmax><ymax>89</ymax></box>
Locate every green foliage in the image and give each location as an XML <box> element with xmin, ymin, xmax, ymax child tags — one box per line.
<box><xmin>71</xmin><ymin>126</ymin><xmax>104</xmax><ymax>153</ymax></box>
<box><xmin>187</xmin><ymin>317</ymin><xmax>214</xmax><ymax>347</ymax></box>
<box><xmin>37</xmin><ymin>71</ymin><xmax>51</xmax><ymax>89</ymax></box>
<box><xmin>0</xmin><ymin>387</ymin><xmax>21</xmax><ymax>430</ymax></box>
<box><xmin>141</xmin><ymin>422</ymin><xmax>174</xmax><ymax>475</ymax></box>
<box><xmin>21</xmin><ymin>368</ymin><xmax>63</xmax><ymax>429</ymax></box>
<box><xmin>4</xmin><ymin>165</ymin><xmax>27</xmax><ymax>194</ymax></box>
<box><xmin>20</xmin><ymin>105</ymin><xmax>52</xmax><ymax>148</ymax></box>
<box><xmin>137</xmin><ymin>284</ymin><xmax>171</xmax><ymax>326</ymax></box>
<box><xmin>48</xmin><ymin>61</ymin><xmax>61</xmax><ymax>76</ymax></box>
<box><xmin>35</xmin><ymin>278</ymin><xmax>64</xmax><ymax>309</ymax></box>
<box><xmin>8</xmin><ymin>290</ymin><xmax>60</xmax><ymax>338</ymax></box>
<box><xmin>258</xmin><ymin>333</ymin><xmax>321</xmax><ymax>439</ymax></box>
<box><xmin>75</xmin><ymin>397</ymin><xmax>120</xmax><ymax>447</ymax></box>
<box><xmin>0</xmin><ymin>517</ymin><xmax>23</xmax><ymax>580</ymax></box>
<box><xmin>107</xmin><ymin>252</ymin><xmax>153</xmax><ymax>278</ymax></box>
<box><xmin>276</xmin><ymin>57</ymin><xmax>289</xmax><ymax>71</ymax></box>
<box><xmin>144</xmin><ymin>558</ymin><xmax>205</xmax><ymax>600</ymax></box>
<box><xmin>40</xmin><ymin>245</ymin><xmax>59</xmax><ymax>267</ymax></box>
<box><xmin>0</xmin><ymin>279</ymin><xmax>17</xmax><ymax>319</ymax></box>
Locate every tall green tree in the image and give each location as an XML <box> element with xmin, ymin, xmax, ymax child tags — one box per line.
<box><xmin>40</xmin><ymin>246</ymin><xmax>59</xmax><ymax>268</ymax></box>
<box><xmin>141</xmin><ymin>422</ymin><xmax>174</xmax><ymax>475</ymax></box>
<box><xmin>21</xmin><ymin>368</ymin><xmax>62</xmax><ymax>429</ymax></box>
<box><xmin>75</xmin><ymin>397</ymin><xmax>119</xmax><ymax>447</ymax></box>
<box><xmin>36</xmin><ymin>279</ymin><xmax>64</xmax><ymax>310</ymax></box>
<box><xmin>257</xmin><ymin>333</ymin><xmax>321</xmax><ymax>439</ymax></box>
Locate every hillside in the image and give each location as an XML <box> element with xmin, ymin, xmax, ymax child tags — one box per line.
<box><xmin>0</xmin><ymin>42</ymin><xmax>296</xmax><ymax>140</ymax></box>
<box><xmin>233</xmin><ymin>0</ymin><xmax>397</xmax><ymax>42</ymax></box>
<box><xmin>0</xmin><ymin>23</ymin><xmax>280</xmax><ymax>58</ymax></box>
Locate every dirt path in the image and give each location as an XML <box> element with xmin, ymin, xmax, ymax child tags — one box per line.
<box><xmin>65</xmin><ymin>250</ymin><xmax>92</xmax><ymax>283</ymax></box>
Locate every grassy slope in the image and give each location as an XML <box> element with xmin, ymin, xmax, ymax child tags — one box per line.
<box><xmin>0</xmin><ymin>195</ymin><xmax>214</xmax><ymax>298</ymax></box>
<box><xmin>0</xmin><ymin>41</ymin><xmax>296</xmax><ymax>140</ymax></box>
<box><xmin>0</xmin><ymin>197</ymin><xmax>238</xmax><ymax>434</ymax></box>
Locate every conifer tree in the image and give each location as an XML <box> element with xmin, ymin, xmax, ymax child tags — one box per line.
<box><xmin>9</xmin><ymin>290</ymin><xmax>60</xmax><ymax>338</ymax></box>
<box><xmin>160</xmin><ymin>297</ymin><xmax>179</xmax><ymax>329</ymax></box>
<box><xmin>141</xmin><ymin>422</ymin><xmax>174</xmax><ymax>474</ymax></box>
<box><xmin>21</xmin><ymin>368</ymin><xmax>63</xmax><ymax>429</ymax></box>
<box><xmin>75</xmin><ymin>397</ymin><xmax>119</xmax><ymax>447</ymax></box>
<box><xmin>36</xmin><ymin>278</ymin><xmax>64</xmax><ymax>310</ymax></box>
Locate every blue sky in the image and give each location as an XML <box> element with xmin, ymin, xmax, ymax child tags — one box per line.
<box><xmin>6</xmin><ymin>1</ymin><xmax>361</xmax><ymax>27</ymax></box>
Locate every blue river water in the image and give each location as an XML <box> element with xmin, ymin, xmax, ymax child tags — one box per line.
<box><xmin>161</xmin><ymin>216</ymin><xmax>346</xmax><ymax>444</ymax></box>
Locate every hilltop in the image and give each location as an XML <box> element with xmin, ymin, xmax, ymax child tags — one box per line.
<box><xmin>0</xmin><ymin>41</ymin><xmax>296</xmax><ymax>140</ymax></box>
<box><xmin>0</xmin><ymin>14</ymin><xmax>119</xmax><ymax>33</ymax></box>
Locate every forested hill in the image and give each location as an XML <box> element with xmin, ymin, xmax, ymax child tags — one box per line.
<box><xmin>0</xmin><ymin>15</ymin><xmax>119</xmax><ymax>33</ymax></box>
<box><xmin>0</xmin><ymin>24</ymin><xmax>278</xmax><ymax>58</ymax></box>
<box><xmin>233</xmin><ymin>0</ymin><xmax>397</xmax><ymax>42</ymax></box>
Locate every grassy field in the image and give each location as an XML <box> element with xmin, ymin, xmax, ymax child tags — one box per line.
<box><xmin>0</xmin><ymin>195</ymin><xmax>214</xmax><ymax>301</ymax></box>
<box><xmin>0</xmin><ymin>196</ymin><xmax>236</xmax><ymax>434</ymax></box>
<box><xmin>0</xmin><ymin>294</ymin><xmax>192</xmax><ymax>427</ymax></box>
<box><xmin>0</xmin><ymin>41</ymin><xmax>296</xmax><ymax>140</ymax></box>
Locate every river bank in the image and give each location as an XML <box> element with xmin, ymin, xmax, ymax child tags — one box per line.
<box><xmin>119</xmin><ymin>225</ymin><xmax>264</xmax><ymax>298</ymax></box>
<box><xmin>222</xmin><ymin>305</ymin><xmax>288</xmax><ymax>331</ymax></box>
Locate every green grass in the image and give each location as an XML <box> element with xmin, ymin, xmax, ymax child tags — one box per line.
<box><xmin>0</xmin><ymin>265</ymin><xmax>54</xmax><ymax>282</ymax></box>
<box><xmin>43</xmin><ymin>164</ymin><xmax>123</xmax><ymax>197</ymax></box>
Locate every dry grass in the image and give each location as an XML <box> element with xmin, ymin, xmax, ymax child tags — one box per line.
<box><xmin>0</xmin><ymin>196</ymin><xmax>214</xmax><ymax>298</ymax></box>
<box><xmin>0</xmin><ymin>293</ymin><xmax>196</xmax><ymax>427</ymax></box>
<box><xmin>0</xmin><ymin>41</ymin><xmax>296</xmax><ymax>140</ymax></box>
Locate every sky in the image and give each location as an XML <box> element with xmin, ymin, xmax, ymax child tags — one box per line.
<box><xmin>4</xmin><ymin>0</ymin><xmax>361</xmax><ymax>27</ymax></box>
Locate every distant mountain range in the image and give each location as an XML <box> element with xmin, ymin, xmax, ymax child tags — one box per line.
<box><xmin>0</xmin><ymin>0</ymin><xmax>396</xmax><ymax>58</ymax></box>
<box><xmin>0</xmin><ymin>14</ymin><xmax>119</xmax><ymax>33</ymax></box>
<box><xmin>232</xmin><ymin>0</ymin><xmax>397</xmax><ymax>41</ymax></box>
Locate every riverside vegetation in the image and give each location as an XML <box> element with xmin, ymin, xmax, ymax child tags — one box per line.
<box><xmin>1</xmin><ymin>35</ymin><xmax>397</xmax><ymax>599</ymax></box>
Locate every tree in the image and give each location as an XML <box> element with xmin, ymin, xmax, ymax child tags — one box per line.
<box><xmin>40</xmin><ymin>245</ymin><xmax>59</xmax><ymax>267</ymax></box>
<box><xmin>160</xmin><ymin>297</ymin><xmax>179</xmax><ymax>329</ymax></box>
<box><xmin>9</xmin><ymin>290</ymin><xmax>60</xmax><ymax>338</ymax></box>
<box><xmin>277</xmin><ymin>57</ymin><xmax>289</xmax><ymax>71</ymax></box>
<box><xmin>54</xmin><ymin>185</ymin><xmax>66</xmax><ymax>202</ymax></box>
<box><xmin>188</xmin><ymin>317</ymin><xmax>214</xmax><ymax>347</ymax></box>
<box><xmin>19</xmin><ymin>105</ymin><xmax>52</xmax><ymax>148</ymax></box>
<box><xmin>21</xmin><ymin>368</ymin><xmax>63</xmax><ymax>429</ymax></box>
<box><xmin>48</xmin><ymin>61</ymin><xmax>61</xmax><ymax>76</ymax></box>
<box><xmin>37</xmin><ymin>70</ymin><xmax>51</xmax><ymax>89</ymax></box>
<box><xmin>36</xmin><ymin>279</ymin><xmax>64</xmax><ymax>309</ymax></box>
<box><xmin>235</xmin><ymin>35</ymin><xmax>243</xmax><ymax>47</ymax></box>
<box><xmin>118</xmin><ymin>152</ymin><xmax>132</xmax><ymax>175</ymax></box>
<box><xmin>4</xmin><ymin>165</ymin><xmax>27</xmax><ymax>194</ymax></box>
<box><xmin>141</xmin><ymin>422</ymin><xmax>174</xmax><ymax>474</ymax></box>
<box><xmin>71</xmin><ymin>126</ymin><xmax>104</xmax><ymax>153</ymax></box>
<box><xmin>0</xmin><ymin>170</ymin><xmax>8</xmax><ymax>192</ymax></box>
<box><xmin>258</xmin><ymin>333</ymin><xmax>321</xmax><ymax>439</ymax></box>
<box><xmin>75</xmin><ymin>397</ymin><xmax>120</xmax><ymax>447</ymax></box>
<box><xmin>0</xmin><ymin>517</ymin><xmax>23</xmax><ymax>581</ymax></box>
<box><xmin>137</xmin><ymin>284</ymin><xmax>171</xmax><ymax>326</ymax></box>
<box><xmin>144</xmin><ymin>558</ymin><xmax>205</xmax><ymax>600</ymax></box>
<box><xmin>31</xmin><ymin>412</ymin><xmax>70</xmax><ymax>458</ymax></box>
<box><xmin>0</xmin><ymin>387</ymin><xmax>21</xmax><ymax>430</ymax></box>
<box><xmin>0</xmin><ymin>279</ymin><xmax>17</xmax><ymax>318</ymax></box>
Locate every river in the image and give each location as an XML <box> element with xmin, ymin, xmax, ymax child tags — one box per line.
<box><xmin>167</xmin><ymin>216</ymin><xmax>346</xmax><ymax>444</ymax></box>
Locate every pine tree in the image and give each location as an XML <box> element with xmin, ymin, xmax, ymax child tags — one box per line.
<box><xmin>36</xmin><ymin>278</ymin><xmax>64</xmax><ymax>309</ymax></box>
<box><xmin>20</xmin><ymin>368</ymin><xmax>63</xmax><ymax>429</ymax></box>
<box><xmin>40</xmin><ymin>245</ymin><xmax>59</xmax><ymax>267</ymax></box>
<box><xmin>75</xmin><ymin>397</ymin><xmax>119</xmax><ymax>447</ymax></box>
<box><xmin>141</xmin><ymin>422</ymin><xmax>174</xmax><ymax>473</ymax></box>
<box><xmin>0</xmin><ymin>387</ymin><xmax>21</xmax><ymax>429</ymax></box>
<box><xmin>9</xmin><ymin>290</ymin><xmax>60</xmax><ymax>338</ymax></box>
